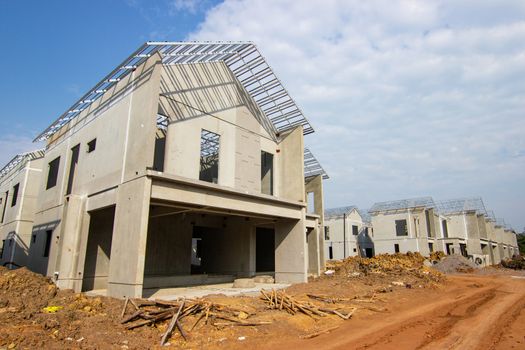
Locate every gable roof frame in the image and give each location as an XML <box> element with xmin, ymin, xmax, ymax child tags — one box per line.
<box><xmin>35</xmin><ymin>41</ymin><xmax>314</xmax><ymax>142</ymax></box>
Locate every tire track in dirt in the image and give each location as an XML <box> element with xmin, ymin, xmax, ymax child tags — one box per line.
<box><xmin>273</xmin><ymin>275</ymin><xmax>525</xmax><ymax>350</ymax></box>
<box><xmin>351</xmin><ymin>286</ymin><xmax>499</xmax><ymax>350</ymax></box>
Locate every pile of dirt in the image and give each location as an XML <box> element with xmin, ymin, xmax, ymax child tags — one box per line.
<box><xmin>327</xmin><ymin>253</ymin><xmax>443</xmax><ymax>284</ymax></box>
<box><xmin>433</xmin><ymin>255</ymin><xmax>478</xmax><ymax>274</ymax></box>
<box><xmin>0</xmin><ymin>267</ymin><xmax>57</xmax><ymax>310</ymax></box>
<box><xmin>500</xmin><ymin>255</ymin><xmax>525</xmax><ymax>270</ymax></box>
<box><xmin>429</xmin><ymin>251</ymin><xmax>446</xmax><ymax>262</ymax></box>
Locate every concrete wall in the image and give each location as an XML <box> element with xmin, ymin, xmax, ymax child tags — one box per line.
<box><xmin>324</xmin><ymin>209</ymin><xmax>363</xmax><ymax>260</ymax></box>
<box><xmin>26</xmin><ymin>54</ymin><xmax>163</xmax><ymax>287</ymax></box>
<box><xmin>370</xmin><ymin>209</ymin><xmax>432</xmax><ymax>256</ymax></box>
<box><xmin>22</xmin><ymin>55</ymin><xmax>315</xmax><ymax>297</ymax></box>
<box><xmin>0</xmin><ymin>156</ymin><xmax>44</xmax><ymax>267</ymax></box>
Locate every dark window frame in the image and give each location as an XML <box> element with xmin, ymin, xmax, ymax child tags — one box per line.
<box><xmin>87</xmin><ymin>138</ymin><xmax>97</xmax><ymax>153</ymax></box>
<box><xmin>1</xmin><ymin>191</ymin><xmax>8</xmax><ymax>223</ymax></box>
<box><xmin>352</xmin><ymin>225</ymin><xmax>359</xmax><ymax>235</ymax></box>
<box><xmin>46</xmin><ymin>157</ymin><xmax>61</xmax><ymax>190</ymax></box>
<box><xmin>324</xmin><ymin>226</ymin><xmax>330</xmax><ymax>240</ymax></box>
<box><xmin>43</xmin><ymin>230</ymin><xmax>52</xmax><ymax>258</ymax></box>
<box><xmin>199</xmin><ymin>129</ymin><xmax>220</xmax><ymax>184</ymax></box>
<box><xmin>11</xmin><ymin>183</ymin><xmax>20</xmax><ymax>207</ymax></box>
<box><xmin>260</xmin><ymin>151</ymin><xmax>274</xmax><ymax>195</ymax></box>
<box><xmin>394</xmin><ymin>243</ymin><xmax>400</xmax><ymax>253</ymax></box>
<box><xmin>395</xmin><ymin>219</ymin><xmax>408</xmax><ymax>236</ymax></box>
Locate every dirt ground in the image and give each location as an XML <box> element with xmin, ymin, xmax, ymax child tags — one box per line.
<box><xmin>0</xmin><ymin>255</ymin><xmax>524</xmax><ymax>349</ymax></box>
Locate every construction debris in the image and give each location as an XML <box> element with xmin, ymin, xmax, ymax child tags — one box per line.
<box><xmin>326</xmin><ymin>252</ymin><xmax>443</xmax><ymax>283</ymax></box>
<box><xmin>121</xmin><ymin>296</ymin><xmax>271</xmax><ymax>344</ymax></box>
<box><xmin>433</xmin><ymin>255</ymin><xmax>478</xmax><ymax>274</ymax></box>
<box><xmin>501</xmin><ymin>255</ymin><xmax>525</xmax><ymax>270</ymax></box>
<box><xmin>260</xmin><ymin>289</ymin><xmax>355</xmax><ymax>320</ymax></box>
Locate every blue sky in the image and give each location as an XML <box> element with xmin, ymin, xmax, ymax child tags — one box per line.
<box><xmin>0</xmin><ymin>0</ymin><xmax>524</xmax><ymax>230</ymax></box>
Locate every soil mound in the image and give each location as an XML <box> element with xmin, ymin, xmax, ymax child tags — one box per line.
<box><xmin>0</xmin><ymin>266</ymin><xmax>57</xmax><ymax>309</ymax></box>
<box><xmin>433</xmin><ymin>255</ymin><xmax>477</xmax><ymax>274</ymax></box>
<box><xmin>501</xmin><ymin>255</ymin><xmax>525</xmax><ymax>270</ymax></box>
<box><xmin>327</xmin><ymin>252</ymin><xmax>443</xmax><ymax>283</ymax></box>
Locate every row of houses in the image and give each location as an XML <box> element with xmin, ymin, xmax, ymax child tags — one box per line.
<box><xmin>324</xmin><ymin>197</ymin><xmax>520</xmax><ymax>266</ymax></box>
<box><xmin>0</xmin><ymin>41</ymin><xmax>329</xmax><ymax>298</ymax></box>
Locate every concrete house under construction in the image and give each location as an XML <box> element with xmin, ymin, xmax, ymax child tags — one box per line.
<box><xmin>0</xmin><ymin>150</ymin><xmax>45</xmax><ymax>268</ymax></box>
<box><xmin>369</xmin><ymin>197</ymin><xmax>440</xmax><ymax>256</ymax></box>
<box><xmin>25</xmin><ymin>42</ymin><xmax>327</xmax><ymax>298</ymax></box>
<box><xmin>323</xmin><ymin>206</ymin><xmax>374</xmax><ymax>260</ymax></box>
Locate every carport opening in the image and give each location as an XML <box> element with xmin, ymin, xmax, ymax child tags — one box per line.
<box><xmin>82</xmin><ymin>206</ymin><xmax>115</xmax><ymax>292</ymax></box>
<box><xmin>143</xmin><ymin>207</ymin><xmax>277</xmax><ymax>293</ymax></box>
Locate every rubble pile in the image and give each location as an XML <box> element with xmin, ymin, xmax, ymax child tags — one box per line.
<box><xmin>433</xmin><ymin>255</ymin><xmax>477</xmax><ymax>274</ymax></box>
<box><xmin>501</xmin><ymin>255</ymin><xmax>525</xmax><ymax>270</ymax></box>
<box><xmin>0</xmin><ymin>267</ymin><xmax>57</xmax><ymax>310</ymax></box>
<box><xmin>327</xmin><ymin>253</ymin><xmax>443</xmax><ymax>283</ymax></box>
<box><xmin>429</xmin><ymin>251</ymin><xmax>446</xmax><ymax>262</ymax></box>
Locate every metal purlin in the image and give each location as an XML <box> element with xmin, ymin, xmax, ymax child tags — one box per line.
<box><xmin>35</xmin><ymin>41</ymin><xmax>314</xmax><ymax>141</ymax></box>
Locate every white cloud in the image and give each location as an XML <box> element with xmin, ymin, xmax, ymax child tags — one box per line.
<box><xmin>187</xmin><ymin>0</ymin><xmax>525</xmax><ymax>229</ymax></box>
<box><xmin>0</xmin><ymin>134</ymin><xmax>43</xmax><ymax>168</ymax></box>
<box><xmin>169</xmin><ymin>0</ymin><xmax>208</xmax><ymax>15</ymax></box>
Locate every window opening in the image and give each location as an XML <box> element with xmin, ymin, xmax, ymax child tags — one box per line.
<box><xmin>199</xmin><ymin>130</ymin><xmax>220</xmax><ymax>183</ymax></box>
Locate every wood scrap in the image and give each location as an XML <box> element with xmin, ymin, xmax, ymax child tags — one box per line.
<box><xmin>122</xmin><ymin>297</ymin><xmax>270</xmax><ymax>341</ymax></box>
<box><xmin>301</xmin><ymin>325</ymin><xmax>340</xmax><ymax>339</ymax></box>
<box><xmin>160</xmin><ymin>298</ymin><xmax>185</xmax><ymax>346</ymax></box>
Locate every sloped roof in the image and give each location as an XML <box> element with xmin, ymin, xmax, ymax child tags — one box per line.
<box><xmin>369</xmin><ymin>196</ymin><xmax>435</xmax><ymax>213</ymax></box>
<box><xmin>358</xmin><ymin>208</ymin><xmax>372</xmax><ymax>224</ymax></box>
<box><xmin>35</xmin><ymin>41</ymin><xmax>313</xmax><ymax>141</ymax></box>
<box><xmin>0</xmin><ymin>149</ymin><xmax>45</xmax><ymax>181</ymax></box>
<box><xmin>435</xmin><ymin>197</ymin><xmax>487</xmax><ymax>216</ymax></box>
<box><xmin>304</xmin><ymin>148</ymin><xmax>329</xmax><ymax>179</ymax></box>
<box><xmin>325</xmin><ymin>205</ymin><xmax>358</xmax><ymax>218</ymax></box>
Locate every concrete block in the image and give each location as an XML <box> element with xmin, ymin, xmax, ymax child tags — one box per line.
<box><xmin>232</xmin><ymin>278</ymin><xmax>255</xmax><ymax>288</ymax></box>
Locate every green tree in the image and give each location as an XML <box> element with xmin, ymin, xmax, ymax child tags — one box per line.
<box><xmin>518</xmin><ymin>234</ymin><xmax>525</xmax><ymax>255</ymax></box>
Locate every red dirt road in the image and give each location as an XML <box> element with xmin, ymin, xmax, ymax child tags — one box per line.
<box><xmin>272</xmin><ymin>274</ymin><xmax>525</xmax><ymax>350</ymax></box>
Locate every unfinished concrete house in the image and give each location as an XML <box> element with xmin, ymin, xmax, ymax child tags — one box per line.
<box><xmin>369</xmin><ymin>197</ymin><xmax>439</xmax><ymax>256</ymax></box>
<box><xmin>0</xmin><ymin>150</ymin><xmax>45</xmax><ymax>268</ymax></box>
<box><xmin>323</xmin><ymin>206</ymin><xmax>374</xmax><ymax>260</ymax></box>
<box><xmin>436</xmin><ymin>198</ymin><xmax>489</xmax><ymax>265</ymax></box>
<box><xmin>26</xmin><ymin>42</ymin><xmax>327</xmax><ymax>298</ymax></box>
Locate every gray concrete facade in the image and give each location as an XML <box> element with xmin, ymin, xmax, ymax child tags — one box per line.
<box><xmin>15</xmin><ymin>46</ymin><xmax>325</xmax><ymax>298</ymax></box>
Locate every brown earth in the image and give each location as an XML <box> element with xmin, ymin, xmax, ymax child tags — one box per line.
<box><xmin>0</xmin><ymin>255</ymin><xmax>523</xmax><ymax>350</ymax></box>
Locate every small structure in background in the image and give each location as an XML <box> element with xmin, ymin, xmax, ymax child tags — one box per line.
<box><xmin>325</xmin><ymin>196</ymin><xmax>520</xmax><ymax>267</ymax></box>
<box><xmin>323</xmin><ymin>206</ymin><xmax>374</xmax><ymax>260</ymax></box>
<box><xmin>0</xmin><ymin>150</ymin><xmax>45</xmax><ymax>268</ymax></box>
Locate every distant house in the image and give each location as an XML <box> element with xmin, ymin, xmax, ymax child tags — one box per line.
<box><xmin>368</xmin><ymin>197</ymin><xmax>440</xmax><ymax>256</ymax></box>
<box><xmin>0</xmin><ymin>150</ymin><xmax>45</xmax><ymax>268</ymax></box>
<box><xmin>436</xmin><ymin>197</ymin><xmax>491</xmax><ymax>265</ymax></box>
<box><xmin>324</xmin><ymin>206</ymin><xmax>374</xmax><ymax>259</ymax></box>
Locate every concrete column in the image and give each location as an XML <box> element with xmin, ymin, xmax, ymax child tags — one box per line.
<box><xmin>274</xmin><ymin>212</ymin><xmax>307</xmax><ymax>283</ymax></box>
<box><xmin>307</xmin><ymin>224</ymin><xmax>321</xmax><ymax>276</ymax></box>
<box><xmin>108</xmin><ymin>177</ymin><xmax>151</xmax><ymax>298</ymax></box>
<box><xmin>55</xmin><ymin>195</ymin><xmax>88</xmax><ymax>291</ymax></box>
<box><xmin>305</xmin><ymin>175</ymin><xmax>325</xmax><ymax>269</ymax></box>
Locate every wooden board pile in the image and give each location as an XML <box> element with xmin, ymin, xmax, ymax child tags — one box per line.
<box><xmin>121</xmin><ymin>297</ymin><xmax>270</xmax><ymax>346</ymax></box>
<box><xmin>260</xmin><ymin>289</ymin><xmax>355</xmax><ymax>320</ymax></box>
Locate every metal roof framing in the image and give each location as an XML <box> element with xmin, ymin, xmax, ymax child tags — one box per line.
<box><xmin>0</xmin><ymin>149</ymin><xmax>45</xmax><ymax>181</ymax></box>
<box><xmin>435</xmin><ymin>197</ymin><xmax>487</xmax><ymax>216</ymax></box>
<box><xmin>369</xmin><ymin>196</ymin><xmax>436</xmax><ymax>213</ymax></box>
<box><xmin>304</xmin><ymin>148</ymin><xmax>329</xmax><ymax>180</ymax></box>
<box><xmin>35</xmin><ymin>41</ymin><xmax>314</xmax><ymax>142</ymax></box>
